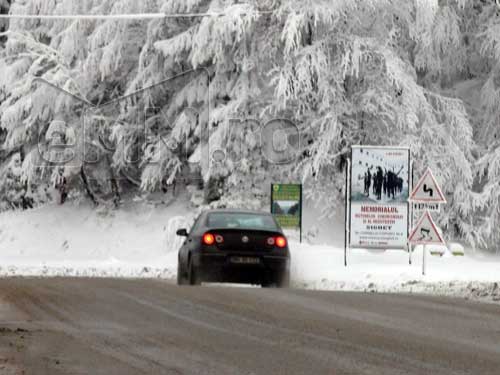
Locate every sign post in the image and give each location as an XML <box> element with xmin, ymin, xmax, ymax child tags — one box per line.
<box><xmin>423</xmin><ymin>244</ymin><xmax>427</xmax><ymax>275</ymax></box>
<box><xmin>408</xmin><ymin>168</ymin><xmax>447</xmax><ymax>275</ymax></box>
<box><xmin>344</xmin><ymin>158</ymin><xmax>351</xmax><ymax>267</ymax></box>
<box><xmin>409</xmin><ymin>160</ymin><xmax>414</xmax><ymax>265</ymax></box>
<box><xmin>271</xmin><ymin>184</ymin><xmax>302</xmax><ymax>242</ymax></box>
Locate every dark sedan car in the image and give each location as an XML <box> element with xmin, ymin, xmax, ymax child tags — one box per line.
<box><xmin>176</xmin><ymin>209</ymin><xmax>290</xmax><ymax>287</ymax></box>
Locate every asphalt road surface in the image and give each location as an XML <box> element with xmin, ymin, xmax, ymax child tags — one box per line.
<box><xmin>0</xmin><ymin>278</ymin><xmax>499</xmax><ymax>375</ymax></box>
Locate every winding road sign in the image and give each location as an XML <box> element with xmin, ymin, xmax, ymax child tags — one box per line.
<box><xmin>409</xmin><ymin>168</ymin><xmax>446</xmax><ymax>204</ymax></box>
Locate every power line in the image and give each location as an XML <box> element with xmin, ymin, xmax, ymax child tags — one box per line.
<box><xmin>0</xmin><ymin>13</ymin><xmax>168</xmax><ymax>20</ymax></box>
<box><xmin>0</xmin><ymin>11</ymin><xmax>273</xmax><ymax>20</ymax></box>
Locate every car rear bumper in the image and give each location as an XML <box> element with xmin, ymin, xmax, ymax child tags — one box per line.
<box><xmin>194</xmin><ymin>252</ymin><xmax>290</xmax><ymax>283</ymax></box>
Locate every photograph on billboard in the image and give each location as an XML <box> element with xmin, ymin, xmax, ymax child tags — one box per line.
<box><xmin>351</xmin><ymin>147</ymin><xmax>409</xmax><ymax>203</ymax></box>
<box><xmin>349</xmin><ymin>146</ymin><xmax>410</xmax><ymax>249</ymax></box>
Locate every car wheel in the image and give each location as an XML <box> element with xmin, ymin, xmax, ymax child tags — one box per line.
<box><xmin>276</xmin><ymin>270</ymin><xmax>290</xmax><ymax>288</ymax></box>
<box><xmin>188</xmin><ymin>257</ymin><xmax>201</xmax><ymax>286</ymax></box>
<box><xmin>177</xmin><ymin>259</ymin><xmax>188</xmax><ymax>285</ymax></box>
<box><xmin>262</xmin><ymin>271</ymin><xmax>290</xmax><ymax>288</ymax></box>
<box><xmin>261</xmin><ymin>275</ymin><xmax>276</xmax><ymax>288</ymax></box>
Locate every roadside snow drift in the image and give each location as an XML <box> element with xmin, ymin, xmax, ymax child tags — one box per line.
<box><xmin>0</xmin><ymin>200</ymin><xmax>185</xmax><ymax>278</ymax></box>
<box><xmin>291</xmin><ymin>242</ymin><xmax>500</xmax><ymax>302</ymax></box>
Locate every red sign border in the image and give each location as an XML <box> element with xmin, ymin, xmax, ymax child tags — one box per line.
<box><xmin>408</xmin><ymin>210</ymin><xmax>445</xmax><ymax>245</ymax></box>
<box><xmin>409</xmin><ymin>168</ymin><xmax>446</xmax><ymax>204</ymax></box>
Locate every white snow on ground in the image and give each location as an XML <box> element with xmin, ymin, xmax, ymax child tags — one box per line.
<box><xmin>0</xmin><ymin>199</ymin><xmax>499</xmax><ymax>302</ymax></box>
<box><xmin>0</xmin><ymin>199</ymin><xmax>189</xmax><ymax>279</ymax></box>
<box><xmin>291</xmin><ymin>241</ymin><xmax>500</xmax><ymax>302</ymax></box>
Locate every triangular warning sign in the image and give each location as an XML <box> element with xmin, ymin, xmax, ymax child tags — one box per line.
<box><xmin>409</xmin><ymin>168</ymin><xmax>446</xmax><ymax>203</ymax></box>
<box><xmin>408</xmin><ymin>211</ymin><xmax>445</xmax><ymax>245</ymax></box>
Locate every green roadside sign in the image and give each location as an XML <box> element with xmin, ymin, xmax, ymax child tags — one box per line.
<box><xmin>271</xmin><ymin>184</ymin><xmax>302</xmax><ymax>241</ymax></box>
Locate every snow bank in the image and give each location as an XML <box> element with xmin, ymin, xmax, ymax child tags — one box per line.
<box><xmin>290</xmin><ymin>241</ymin><xmax>500</xmax><ymax>303</ymax></box>
<box><xmin>0</xmin><ymin>199</ymin><xmax>192</xmax><ymax>279</ymax></box>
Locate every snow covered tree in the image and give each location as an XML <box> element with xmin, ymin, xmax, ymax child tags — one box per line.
<box><xmin>1</xmin><ymin>0</ymin><xmax>500</xmax><ymax>248</ymax></box>
<box><xmin>468</xmin><ymin>0</ymin><xmax>500</xmax><ymax>248</ymax></box>
<box><xmin>263</xmin><ymin>0</ymin><xmax>480</xmax><ymax>246</ymax></box>
<box><xmin>0</xmin><ymin>0</ymin><xmax>10</xmax><ymax>48</ymax></box>
<box><xmin>0</xmin><ymin>0</ymin><xmax>162</xmax><ymax>206</ymax></box>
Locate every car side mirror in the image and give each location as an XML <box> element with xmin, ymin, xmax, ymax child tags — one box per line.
<box><xmin>176</xmin><ymin>228</ymin><xmax>188</xmax><ymax>237</ymax></box>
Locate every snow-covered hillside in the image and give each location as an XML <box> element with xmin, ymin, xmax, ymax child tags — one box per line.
<box><xmin>0</xmin><ymin>201</ymin><xmax>499</xmax><ymax>303</ymax></box>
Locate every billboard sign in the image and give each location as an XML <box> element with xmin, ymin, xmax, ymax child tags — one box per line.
<box><xmin>349</xmin><ymin>146</ymin><xmax>410</xmax><ymax>249</ymax></box>
<box><xmin>271</xmin><ymin>184</ymin><xmax>302</xmax><ymax>231</ymax></box>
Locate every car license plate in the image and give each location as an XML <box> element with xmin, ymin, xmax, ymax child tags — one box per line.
<box><xmin>230</xmin><ymin>256</ymin><xmax>260</xmax><ymax>264</ymax></box>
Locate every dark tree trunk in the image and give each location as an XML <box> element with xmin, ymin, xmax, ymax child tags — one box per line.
<box><xmin>80</xmin><ymin>166</ymin><xmax>98</xmax><ymax>206</ymax></box>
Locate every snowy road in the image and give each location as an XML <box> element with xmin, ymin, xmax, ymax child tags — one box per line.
<box><xmin>0</xmin><ymin>279</ymin><xmax>499</xmax><ymax>375</ymax></box>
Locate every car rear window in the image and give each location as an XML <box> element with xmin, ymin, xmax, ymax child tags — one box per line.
<box><xmin>207</xmin><ymin>212</ymin><xmax>279</xmax><ymax>231</ymax></box>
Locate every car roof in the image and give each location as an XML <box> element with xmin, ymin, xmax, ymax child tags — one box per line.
<box><xmin>204</xmin><ymin>208</ymin><xmax>272</xmax><ymax>216</ymax></box>
<box><xmin>193</xmin><ymin>209</ymin><xmax>282</xmax><ymax>234</ymax></box>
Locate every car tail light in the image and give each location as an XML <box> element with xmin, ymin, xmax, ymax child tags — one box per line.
<box><xmin>267</xmin><ymin>237</ymin><xmax>275</xmax><ymax>246</ymax></box>
<box><xmin>202</xmin><ymin>233</ymin><xmax>215</xmax><ymax>245</ymax></box>
<box><xmin>275</xmin><ymin>236</ymin><xmax>287</xmax><ymax>248</ymax></box>
<box><xmin>215</xmin><ymin>234</ymin><xmax>224</xmax><ymax>244</ymax></box>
